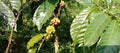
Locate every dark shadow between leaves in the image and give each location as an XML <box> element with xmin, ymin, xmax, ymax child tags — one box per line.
<box><xmin>48</xmin><ymin>0</ymin><xmax>58</xmax><ymax>5</ymax></box>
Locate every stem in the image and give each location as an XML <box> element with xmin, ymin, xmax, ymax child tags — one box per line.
<box><xmin>4</xmin><ymin>1</ymin><xmax>37</xmax><ymax>53</ymax></box>
<box><xmin>5</xmin><ymin>6</ymin><xmax>21</xmax><ymax>53</ymax></box>
<box><xmin>54</xmin><ymin>27</ymin><xmax>59</xmax><ymax>53</ymax></box>
<box><xmin>54</xmin><ymin>0</ymin><xmax>64</xmax><ymax>53</ymax></box>
<box><xmin>5</xmin><ymin>28</ymin><xmax>13</xmax><ymax>53</ymax></box>
<box><xmin>54</xmin><ymin>5</ymin><xmax>61</xmax><ymax>53</ymax></box>
<box><xmin>37</xmin><ymin>37</ymin><xmax>45</xmax><ymax>53</ymax></box>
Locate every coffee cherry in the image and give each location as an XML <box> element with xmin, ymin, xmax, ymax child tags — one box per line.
<box><xmin>50</xmin><ymin>18</ymin><xmax>60</xmax><ymax>26</ymax></box>
<box><xmin>46</xmin><ymin>25</ymin><xmax>55</xmax><ymax>34</ymax></box>
<box><xmin>45</xmin><ymin>34</ymin><xmax>53</xmax><ymax>41</ymax></box>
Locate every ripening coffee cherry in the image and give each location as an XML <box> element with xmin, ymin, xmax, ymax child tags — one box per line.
<box><xmin>50</xmin><ymin>18</ymin><xmax>60</xmax><ymax>26</ymax></box>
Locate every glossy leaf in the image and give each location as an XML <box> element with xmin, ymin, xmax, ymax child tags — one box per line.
<box><xmin>0</xmin><ymin>1</ymin><xmax>16</xmax><ymax>31</ymax></box>
<box><xmin>70</xmin><ymin>8</ymin><xmax>90</xmax><ymax>46</ymax></box>
<box><xmin>97</xmin><ymin>20</ymin><xmax>120</xmax><ymax>53</ymax></box>
<box><xmin>89</xmin><ymin>9</ymin><xmax>102</xmax><ymax>23</ymax></box>
<box><xmin>9</xmin><ymin>0</ymin><xmax>21</xmax><ymax>10</ymax></box>
<box><xmin>84</xmin><ymin>13</ymin><xmax>111</xmax><ymax>46</ymax></box>
<box><xmin>33</xmin><ymin>0</ymin><xmax>58</xmax><ymax>30</ymax></box>
<box><xmin>27</xmin><ymin>34</ymin><xmax>44</xmax><ymax>49</ymax></box>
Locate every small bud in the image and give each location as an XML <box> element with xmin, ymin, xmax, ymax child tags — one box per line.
<box><xmin>60</xmin><ymin>0</ymin><xmax>65</xmax><ymax>7</ymax></box>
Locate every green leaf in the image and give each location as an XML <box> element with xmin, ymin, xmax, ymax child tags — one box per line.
<box><xmin>106</xmin><ymin>0</ymin><xmax>112</xmax><ymax>5</ymax></box>
<box><xmin>0</xmin><ymin>1</ymin><xmax>16</xmax><ymax>31</ymax></box>
<box><xmin>22</xmin><ymin>0</ymin><xmax>26</xmax><ymax>4</ymax></box>
<box><xmin>70</xmin><ymin>8</ymin><xmax>90</xmax><ymax>46</ymax></box>
<box><xmin>84</xmin><ymin>13</ymin><xmax>111</xmax><ymax>46</ymax></box>
<box><xmin>75</xmin><ymin>0</ymin><xmax>92</xmax><ymax>7</ymax></box>
<box><xmin>89</xmin><ymin>9</ymin><xmax>103</xmax><ymax>23</ymax></box>
<box><xmin>0</xmin><ymin>1</ymin><xmax>15</xmax><ymax>20</ymax></box>
<box><xmin>97</xmin><ymin>20</ymin><xmax>120</xmax><ymax>53</ymax></box>
<box><xmin>33</xmin><ymin>0</ymin><xmax>58</xmax><ymax>30</ymax></box>
<box><xmin>9</xmin><ymin>0</ymin><xmax>21</xmax><ymax>10</ymax></box>
<box><xmin>27</xmin><ymin>34</ymin><xmax>44</xmax><ymax>49</ymax></box>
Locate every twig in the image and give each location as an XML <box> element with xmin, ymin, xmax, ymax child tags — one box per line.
<box><xmin>5</xmin><ymin>28</ymin><xmax>14</xmax><ymax>53</ymax></box>
<box><xmin>37</xmin><ymin>37</ymin><xmax>45</xmax><ymax>53</ymax></box>
<box><xmin>54</xmin><ymin>0</ymin><xmax>64</xmax><ymax>53</ymax></box>
<box><xmin>4</xmin><ymin>1</ymin><xmax>34</xmax><ymax>53</ymax></box>
<box><xmin>5</xmin><ymin>5</ymin><xmax>21</xmax><ymax>53</ymax></box>
<box><xmin>54</xmin><ymin>27</ymin><xmax>59</xmax><ymax>53</ymax></box>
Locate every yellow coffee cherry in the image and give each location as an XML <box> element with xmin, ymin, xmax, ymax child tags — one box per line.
<box><xmin>46</xmin><ymin>25</ymin><xmax>55</xmax><ymax>34</ymax></box>
<box><xmin>45</xmin><ymin>34</ymin><xmax>53</xmax><ymax>41</ymax></box>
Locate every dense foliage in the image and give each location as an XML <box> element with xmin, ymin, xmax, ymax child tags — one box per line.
<box><xmin>0</xmin><ymin>0</ymin><xmax>120</xmax><ymax>53</ymax></box>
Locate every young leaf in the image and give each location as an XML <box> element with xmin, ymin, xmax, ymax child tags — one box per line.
<box><xmin>9</xmin><ymin>0</ymin><xmax>21</xmax><ymax>10</ymax></box>
<box><xmin>33</xmin><ymin>0</ymin><xmax>58</xmax><ymax>30</ymax></box>
<box><xmin>0</xmin><ymin>1</ymin><xmax>16</xmax><ymax>31</ymax></box>
<box><xmin>27</xmin><ymin>34</ymin><xmax>44</xmax><ymax>49</ymax></box>
<box><xmin>70</xmin><ymin>8</ymin><xmax>90</xmax><ymax>46</ymax></box>
<box><xmin>97</xmin><ymin>20</ymin><xmax>120</xmax><ymax>53</ymax></box>
<box><xmin>84</xmin><ymin>13</ymin><xmax>111</xmax><ymax>46</ymax></box>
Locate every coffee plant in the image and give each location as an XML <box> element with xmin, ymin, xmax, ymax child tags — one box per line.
<box><xmin>0</xmin><ymin>0</ymin><xmax>120</xmax><ymax>53</ymax></box>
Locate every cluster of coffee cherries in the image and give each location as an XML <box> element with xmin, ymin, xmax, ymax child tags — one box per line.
<box><xmin>46</xmin><ymin>25</ymin><xmax>55</xmax><ymax>34</ymax></box>
<box><xmin>45</xmin><ymin>0</ymin><xmax>65</xmax><ymax>41</ymax></box>
<box><xmin>45</xmin><ymin>17</ymin><xmax>60</xmax><ymax>34</ymax></box>
<box><xmin>45</xmin><ymin>17</ymin><xmax>60</xmax><ymax>41</ymax></box>
<box><xmin>45</xmin><ymin>25</ymin><xmax>55</xmax><ymax>41</ymax></box>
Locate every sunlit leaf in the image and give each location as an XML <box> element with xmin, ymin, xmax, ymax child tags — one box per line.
<box><xmin>27</xmin><ymin>34</ymin><xmax>44</xmax><ymax>49</ymax></box>
<box><xmin>33</xmin><ymin>0</ymin><xmax>58</xmax><ymax>30</ymax></box>
<box><xmin>89</xmin><ymin>9</ymin><xmax>102</xmax><ymax>23</ymax></box>
<box><xmin>0</xmin><ymin>1</ymin><xmax>16</xmax><ymax>31</ymax></box>
<box><xmin>84</xmin><ymin>13</ymin><xmax>111</xmax><ymax>46</ymax></box>
<box><xmin>97</xmin><ymin>20</ymin><xmax>120</xmax><ymax>53</ymax></box>
<box><xmin>70</xmin><ymin>8</ymin><xmax>90</xmax><ymax>46</ymax></box>
<box><xmin>9</xmin><ymin>0</ymin><xmax>21</xmax><ymax>10</ymax></box>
